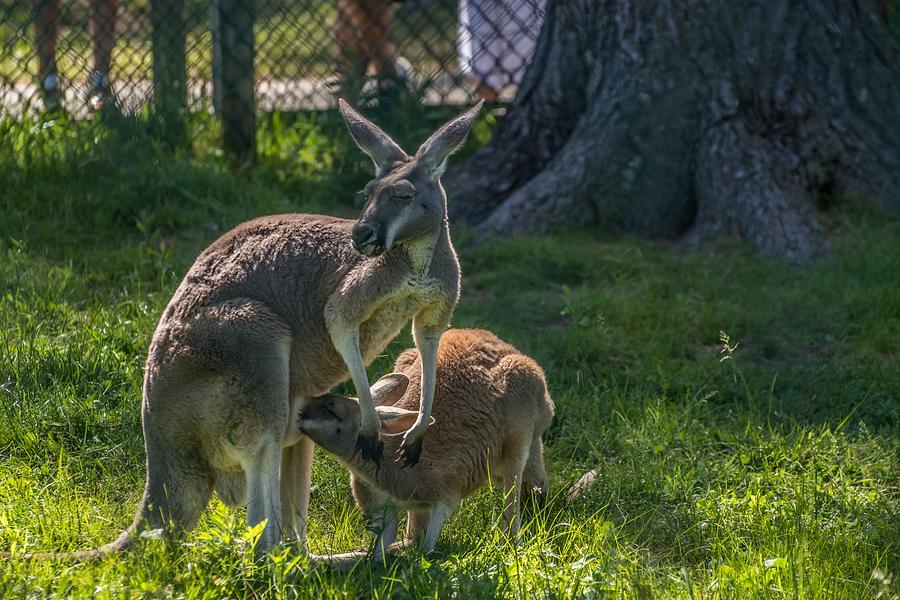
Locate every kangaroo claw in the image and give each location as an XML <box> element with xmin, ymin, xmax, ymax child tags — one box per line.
<box><xmin>356</xmin><ymin>431</ymin><xmax>384</xmax><ymax>465</ymax></box>
<box><xmin>396</xmin><ymin>435</ymin><xmax>423</xmax><ymax>467</ymax></box>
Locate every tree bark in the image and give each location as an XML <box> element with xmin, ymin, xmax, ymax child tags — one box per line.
<box><xmin>447</xmin><ymin>0</ymin><xmax>900</xmax><ymax>262</ymax></box>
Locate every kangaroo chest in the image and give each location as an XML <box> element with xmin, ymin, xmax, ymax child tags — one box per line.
<box><xmin>358</xmin><ymin>276</ymin><xmax>445</xmax><ymax>363</ymax></box>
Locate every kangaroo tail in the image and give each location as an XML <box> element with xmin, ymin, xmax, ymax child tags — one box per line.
<box><xmin>1</xmin><ymin>479</ymin><xmax>158</xmax><ymax>561</ymax></box>
<box><xmin>3</xmin><ymin>451</ymin><xmax>212</xmax><ymax>561</ymax></box>
<box><xmin>0</xmin><ymin>524</ymin><xmax>135</xmax><ymax>561</ymax></box>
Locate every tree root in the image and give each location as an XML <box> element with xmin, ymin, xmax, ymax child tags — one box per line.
<box><xmin>687</xmin><ymin>120</ymin><xmax>829</xmax><ymax>264</ymax></box>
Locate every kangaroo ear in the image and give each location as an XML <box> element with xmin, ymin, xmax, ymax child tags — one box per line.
<box><xmin>375</xmin><ymin>405</ymin><xmax>419</xmax><ymax>435</ymax></box>
<box><xmin>370</xmin><ymin>373</ymin><xmax>410</xmax><ymax>407</ymax></box>
<box><xmin>414</xmin><ymin>100</ymin><xmax>483</xmax><ymax>180</ymax></box>
<box><xmin>338</xmin><ymin>99</ymin><xmax>408</xmax><ymax>176</ymax></box>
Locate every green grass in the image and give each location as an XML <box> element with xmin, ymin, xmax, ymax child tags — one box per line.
<box><xmin>0</xmin><ymin>110</ymin><xmax>898</xmax><ymax>599</ymax></box>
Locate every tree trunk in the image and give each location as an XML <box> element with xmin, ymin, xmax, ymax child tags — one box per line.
<box><xmin>447</xmin><ymin>0</ymin><xmax>900</xmax><ymax>263</ymax></box>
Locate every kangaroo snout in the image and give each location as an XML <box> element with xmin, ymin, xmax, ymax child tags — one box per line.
<box><xmin>351</xmin><ymin>221</ymin><xmax>385</xmax><ymax>257</ymax></box>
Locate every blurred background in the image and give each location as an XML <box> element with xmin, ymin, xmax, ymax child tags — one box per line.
<box><xmin>1</xmin><ymin>0</ymin><xmax>544</xmax><ymax>157</ymax></box>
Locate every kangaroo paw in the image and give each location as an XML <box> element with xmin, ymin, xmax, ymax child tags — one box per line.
<box><xmin>355</xmin><ymin>431</ymin><xmax>384</xmax><ymax>465</ymax></box>
<box><xmin>396</xmin><ymin>435</ymin><xmax>423</xmax><ymax>467</ymax></box>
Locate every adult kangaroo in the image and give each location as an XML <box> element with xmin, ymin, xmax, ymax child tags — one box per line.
<box><xmin>4</xmin><ymin>100</ymin><xmax>481</xmax><ymax>558</ymax></box>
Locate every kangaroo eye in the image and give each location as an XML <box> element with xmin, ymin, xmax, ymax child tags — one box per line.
<box><xmin>394</xmin><ymin>192</ymin><xmax>414</xmax><ymax>202</ymax></box>
<box><xmin>326</xmin><ymin>408</ymin><xmax>339</xmax><ymax>419</ymax></box>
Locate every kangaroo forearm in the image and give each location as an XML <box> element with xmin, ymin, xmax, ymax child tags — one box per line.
<box><xmin>329</xmin><ymin>324</ymin><xmax>377</xmax><ymax>427</ymax></box>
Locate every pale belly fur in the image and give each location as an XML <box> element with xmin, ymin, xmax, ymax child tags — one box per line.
<box><xmin>359</xmin><ymin>293</ymin><xmax>425</xmax><ymax>364</ymax></box>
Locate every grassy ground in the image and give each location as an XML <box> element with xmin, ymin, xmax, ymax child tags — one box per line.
<box><xmin>0</xmin><ymin>110</ymin><xmax>898</xmax><ymax>599</ymax></box>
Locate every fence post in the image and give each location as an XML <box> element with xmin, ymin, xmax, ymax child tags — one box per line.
<box><xmin>208</xmin><ymin>2</ymin><xmax>223</xmax><ymax>116</ymax></box>
<box><xmin>150</xmin><ymin>0</ymin><xmax>187</xmax><ymax>145</ymax></box>
<box><xmin>210</xmin><ymin>0</ymin><xmax>256</xmax><ymax>165</ymax></box>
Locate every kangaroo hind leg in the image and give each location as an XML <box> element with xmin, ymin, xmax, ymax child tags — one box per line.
<box><xmin>216</xmin><ymin>471</ymin><xmax>247</xmax><ymax>507</ymax></box>
<box><xmin>280</xmin><ymin>436</ymin><xmax>314</xmax><ymax>550</ymax></box>
<box><xmin>522</xmin><ymin>433</ymin><xmax>548</xmax><ymax>510</ymax></box>
<box><xmin>243</xmin><ymin>435</ymin><xmax>283</xmax><ymax>555</ymax></box>
<box><xmin>135</xmin><ymin>441</ymin><xmax>214</xmax><ymax>538</ymax></box>
<box><xmin>501</xmin><ymin>433</ymin><xmax>531</xmax><ymax>539</ymax></box>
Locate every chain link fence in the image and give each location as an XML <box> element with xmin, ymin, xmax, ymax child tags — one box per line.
<box><xmin>1</xmin><ymin>0</ymin><xmax>544</xmax><ymax>155</ymax></box>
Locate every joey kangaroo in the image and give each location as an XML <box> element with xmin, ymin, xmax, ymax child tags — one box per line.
<box><xmin>2</xmin><ymin>101</ymin><xmax>481</xmax><ymax>559</ymax></box>
<box><xmin>298</xmin><ymin>329</ymin><xmax>555</xmax><ymax>561</ymax></box>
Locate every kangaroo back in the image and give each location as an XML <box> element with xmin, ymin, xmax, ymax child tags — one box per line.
<box><xmin>495</xmin><ymin>353</ymin><xmax>554</xmax><ymax>429</ymax></box>
<box><xmin>495</xmin><ymin>353</ymin><xmax>554</xmax><ymax>507</ymax></box>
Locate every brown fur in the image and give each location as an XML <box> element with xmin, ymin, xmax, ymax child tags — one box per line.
<box><xmin>298</xmin><ymin>329</ymin><xmax>555</xmax><ymax>558</ymax></box>
<box><xmin>3</xmin><ymin>102</ymin><xmax>481</xmax><ymax>559</ymax></box>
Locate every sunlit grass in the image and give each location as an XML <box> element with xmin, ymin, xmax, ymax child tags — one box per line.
<box><xmin>0</xmin><ymin>110</ymin><xmax>897</xmax><ymax>598</ymax></box>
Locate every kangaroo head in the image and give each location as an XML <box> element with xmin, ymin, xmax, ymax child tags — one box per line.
<box><xmin>338</xmin><ymin>99</ymin><xmax>483</xmax><ymax>257</ymax></box>
<box><xmin>298</xmin><ymin>373</ymin><xmax>416</xmax><ymax>457</ymax></box>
